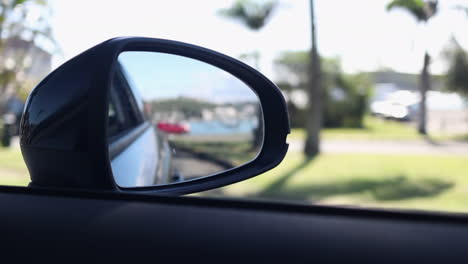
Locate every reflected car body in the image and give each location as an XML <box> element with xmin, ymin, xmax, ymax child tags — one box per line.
<box><xmin>108</xmin><ymin>63</ymin><xmax>176</xmax><ymax>187</ymax></box>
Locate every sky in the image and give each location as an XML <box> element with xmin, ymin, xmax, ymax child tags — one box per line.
<box><xmin>49</xmin><ymin>0</ymin><xmax>468</xmax><ymax>79</ymax></box>
<box><xmin>118</xmin><ymin>51</ymin><xmax>258</xmax><ymax>102</ymax></box>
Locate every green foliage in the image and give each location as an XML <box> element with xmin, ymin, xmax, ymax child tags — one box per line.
<box><xmin>325</xmin><ymin>73</ymin><xmax>371</xmax><ymax>128</ymax></box>
<box><xmin>274</xmin><ymin>51</ymin><xmax>372</xmax><ymax>128</ymax></box>
<box><xmin>445</xmin><ymin>46</ymin><xmax>468</xmax><ymax>97</ymax></box>
<box><xmin>275</xmin><ymin>51</ymin><xmax>340</xmax><ymax>84</ymax></box>
<box><xmin>218</xmin><ymin>0</ymin><xmax>277</xmax><ymax>30</ymax></box>
<box><xmin>386</xmin><ymin>0</ymin><xmax>438</xmax><ymax>22</ymax></box>
<box><xmin>12</xmin><ymin>0</ymin><xmax>29</xmax><ymax>7</ymax></box>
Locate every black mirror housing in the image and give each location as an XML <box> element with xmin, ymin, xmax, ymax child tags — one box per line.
<box><xmin>20</xmin><ymin>37</ymin><xmax>289</xmax><ymax>195</ymax></box>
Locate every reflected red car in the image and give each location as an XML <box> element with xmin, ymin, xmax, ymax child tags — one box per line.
<box><xmin>157</xmin><ymin>122</ymin><xmax>190</xmax><ymax>134</ymax></box>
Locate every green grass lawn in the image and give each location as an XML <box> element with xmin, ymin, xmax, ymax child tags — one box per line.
<box><xmin>1</xmin><ymin>144</ymin><xmax>468</xmax><ymax>214</ymax></box>
<box><xmin>289</xmin><ymin>116</ymin><xmax>466</xmax><ymax>141</ymax></box>
<box><xmin>0</xmin><ymin>148</ymin><xmax>29</xmax><ymax>186</ymax></box>
<box><xmin>203</xmin><ymin>152</ymin><xmax>468</xmax><ymax>213</ymax></box>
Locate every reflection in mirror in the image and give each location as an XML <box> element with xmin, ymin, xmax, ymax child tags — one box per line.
<box><xmin>109</xmin><ymin>52</ymin><xmax>263</xmax><ymax>188</ymax></box>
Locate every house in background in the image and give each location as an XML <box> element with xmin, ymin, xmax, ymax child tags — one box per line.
<box><xmin>0</xmin><ymin>37</ymin><xmax>52</xmax><ymax>82</ymax></box>
<box><xmin>0</xmin><ymin>36</ymin><xmax>52</xmax><ymax>121</ymax></box>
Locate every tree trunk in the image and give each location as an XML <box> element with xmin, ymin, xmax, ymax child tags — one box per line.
<box><xmin>304</xmin><ymin>0</ymin><xmax>323</xmax><ymax>157</ymax></box>
<box><xmin>418</xmin><ymin>52</ymin><xmax>430</xmax><ymax>135</ymax></box>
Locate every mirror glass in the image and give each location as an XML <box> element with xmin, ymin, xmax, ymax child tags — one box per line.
<box><xmin>109</xmin><ymin>51</ymin><xmax>263</xmax><ymax>188</ymax></box>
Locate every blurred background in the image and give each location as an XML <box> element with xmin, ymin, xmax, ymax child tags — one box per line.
<box><xmin>1</xmin><ymin>0</ymin><xmax>468</xmax><ymax>213</ymax></box>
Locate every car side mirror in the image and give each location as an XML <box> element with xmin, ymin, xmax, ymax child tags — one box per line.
<box><xmin>20</xmin><ymin>37</ymin><xmax>289</xmax><ymax>195</ymax></box>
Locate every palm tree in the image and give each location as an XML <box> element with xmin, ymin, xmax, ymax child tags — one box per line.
<box><xmin>219</xmin><ymin>0</ymin><xmax>276</xmax><ymax>30</ymax></box>
<box><xmin>303</xmin><ymin>0</ymin><xmax>323</xmax><ymax>157</ymax></box>
<box><xmin>386</xmin><ymin>0</ymin><xmax>438</xmax><ymax>135</ymax></box>
<box><xmin>219</xmin><ymin>0</ymin><xmax>277</xmax><ymax>149</ymax></box>
<box><xmin>219</xmin><ymin>0</ymin><xmax>277</xmax><ymax>68</ymax></box>
<box><xmin>222</xmin><ymin>0</ymin><xmax>323</xmax><ymax>157</ymax></box>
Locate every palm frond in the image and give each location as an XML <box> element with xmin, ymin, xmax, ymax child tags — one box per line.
<box><xmin>386</xmin><ymin>0</ymin><xmax>438</xmax><ymax>22</ymax></box>
<box><xmin>219</xmin><ymin>0</ymin><xmax>277</xmax><ymax>30</ymax></box>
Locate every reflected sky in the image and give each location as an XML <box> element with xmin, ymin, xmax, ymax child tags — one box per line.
<box><xmin>118</xmin><ymin>52</ymin><xmax>258</xmax><ymax>103</ymax></box>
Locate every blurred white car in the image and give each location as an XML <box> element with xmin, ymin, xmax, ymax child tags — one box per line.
<box><xmin>370</xmin><ymin>100</ymin><xmax>417</xmax><ymax>120</ymax></box>
<box><xmin>370</xmin><ymin>90</ymin><xmax>419</xmax><ymax>120</ymax></box>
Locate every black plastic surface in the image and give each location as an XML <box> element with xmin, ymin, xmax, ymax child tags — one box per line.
<box><xmin>0</xmin><ymin>185</ymin><xmax>467</xmax><ymax>262</ymax></box>
<box><xmin>20</xmin><ymin>37</ymin><xmax>290</xmax><ymax>194</ymax></box>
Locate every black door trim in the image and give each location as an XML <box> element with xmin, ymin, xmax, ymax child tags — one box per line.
<box><xmin>108</xmin><ymin>122</ymin><xmax>151</xmax><ymax>160</ymax></box>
